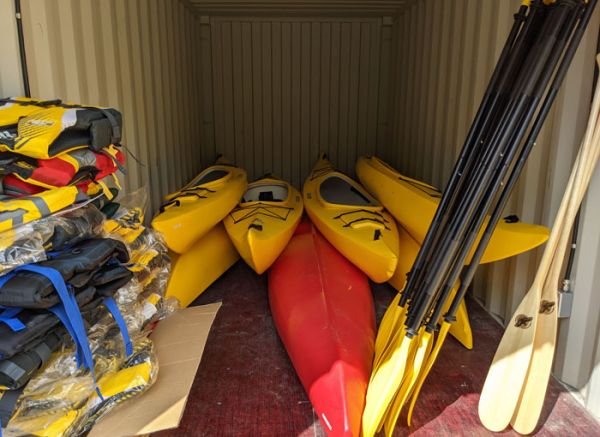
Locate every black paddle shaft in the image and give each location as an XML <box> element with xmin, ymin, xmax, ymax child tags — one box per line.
<box><xmin>405</xmin><ymin>1</ymin><xmax>580</xmax><ymax>335</ymax></box>
<box><xmin>404</xmin><ymin>1</ymin><xmax>548</xmax><ymax>302</ymax></box>
<box><xmin>441</xmin><ymin>0</ymin><xmax>596</xmax><ymax>325</ymax></box>
<box><xmin>404</xmin><ymin>2</ymin><xmax>561</xmax><ymax>327</ymax></box>
<box><xmin>427</xmin><ymin>3</ymin><xmax>585</xmax><ymax>330</ymax></box>
<box><xmin>399</xmin><ymin>2</ymin><xmax>533</xmax><ymax>307</ymax></box>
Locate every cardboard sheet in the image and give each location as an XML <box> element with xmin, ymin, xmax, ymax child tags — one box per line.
<box><xmin>89</xmin><ymin>302</ymin><xmax>222</xmax><ymax>436</ymax></box>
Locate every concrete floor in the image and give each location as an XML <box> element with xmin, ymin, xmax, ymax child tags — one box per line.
<box><xmin>155</xmin><ymin>261</ymin><xmax>600</xmax><ymax>436</ymax></box>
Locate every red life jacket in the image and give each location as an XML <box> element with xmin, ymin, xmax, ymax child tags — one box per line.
<box><xmin>2</xmin><ymin>146</ymin><xmax>124</xmax><ymax>197</ymax></box>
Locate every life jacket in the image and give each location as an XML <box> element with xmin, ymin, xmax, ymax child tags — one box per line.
<box><xmin>0</xmin><ymin>204</ymin><xmax>104</xmax><ymax>277</ymax></box>
<box><xmin>0</xmin><ymin>145</ymin><xmax>124</xmax><ymax>190</ymax></box>
<box><xmin>0</xmin><ymin>98</ymin><xmax>62</xmax><ymax>141</ymax></box>
<box><xmin>0</xmin><ymin>186</ymin><xmax>82</xmax><ymax>233</ymax></box>
<box><xmin>0</xmin><ymin>104</ymin><xmax>122</xmax><ymax>160</ymax></box>
<box><xmin>43</xmin><ymin>204</ymin><xmax>105</xmax><ymax>251</ymax></box>
<box><xmin>0</xmin><ymin>286</ymin><xmax>96</xmax><ymax>360</ymax></box>
<box><xmin>1</xmin><ymin>337</ymin><xmax>154</xmax><ymax>436</ymax></box>
<box><xmin>0</xmin><ymin>328</ymin><xmax>66</xmax><ymax>391</ymax></box>
<box><xmin>0</xmin><ymin>238</ymin><xmax>129</xmax><ymax>309</ymax></box>
<box><xmin>103</xmin><ymin>206</ymin><xmax>146</xmax><ymax>245</ymax></box>
<box><xmin>0</xmin><ymin>284</ymin><xmax>129</xmax><ymax>393</ymax></box>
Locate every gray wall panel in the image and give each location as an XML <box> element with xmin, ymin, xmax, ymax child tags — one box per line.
<box><xmin>203</xmin><ymin>16</ymin><xmax>393</xmax><ymax>186</ymax></box>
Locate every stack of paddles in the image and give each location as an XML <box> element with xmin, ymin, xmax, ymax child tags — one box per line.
<box><xmin>362</xmin><ymin>0</ymin><xmax>597</xmax><ymax>436</ymax></box>
<box><xmin>0</xmin><ymin>97</ymin><xmax>125</xmax><ymax>232</ymax></box>
<box><xmin>0</xmin><ymin>97</ymin><xmax>174</xmax><ymax>436</ymax></box>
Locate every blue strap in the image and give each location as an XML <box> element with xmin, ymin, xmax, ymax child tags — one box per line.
<box><xmin>0</xmin><ymin>307</ymin><xmax>25</xmax><ymax>332</ymax></box>
<box><xmin>48</xmin><ymin>304</ymin><xmax>84</xmax><ymax>367</ymax></box>
<box><xmin>0</xmin><ymin>273</ymin><xmax>26</xmax><ymax>332</ymax></box>
<box><xmin>103</xmin><ymin>297</ymin><xmax>133</xmax><ymax>357</ymax></box>
<box><xmin>14</xmin><ymin>265</ymin><xmax>94</xmax><ymax>374</ymax></box>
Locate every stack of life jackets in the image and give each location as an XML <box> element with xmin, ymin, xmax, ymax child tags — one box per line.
<box><xmin>0</xmin><ymin>196</ymin><xmax>173</xmax><ymax>436</ymax></box>
<box><xmin>0</xmin><ymin>97</ymin><xmax>125</xmax><ymax>233</ymax></box>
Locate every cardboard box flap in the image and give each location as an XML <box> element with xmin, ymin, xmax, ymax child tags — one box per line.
<box><xmin>89</xmin><ymin>302</ymin><xmax>222</xmax><ymax>436</ymax></box>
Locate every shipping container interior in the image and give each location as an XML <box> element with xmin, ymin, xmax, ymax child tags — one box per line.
<box><xmin>2</xmin><ymin>0</ymin><xmax>600</xmax><ymax>426</ymax></box>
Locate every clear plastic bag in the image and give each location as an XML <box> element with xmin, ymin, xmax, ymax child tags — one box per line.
<box><xmin>0</xmin><ymin>224</ymin><xmax>47</xmax><ymax>276</ymax></box>
<box><xmin>0</xmin><ymin>204</ymin><xmax>105</xmax><ymax>277</ymax></box>
<box><xmin>5</xmin><ymin>337</ymin><xmax>158</xmax><ymax>437</ymax></box>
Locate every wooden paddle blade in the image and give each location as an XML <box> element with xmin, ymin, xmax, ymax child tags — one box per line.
<box><xmin>478</xmin><ymin>287</ymin><xmax>540</xmax><ymax>432</ymax></box>
<box><xmin>406</xmin><ymin>322</ymin><xmax>448</xmax><ymax>426</ymax></box>
<box><xmin>510</xmin><ymin>301</ymin><xmax>558</xmax><ymax>434</ymax></box>
<box><xmin>384</xmin><ymin>328</ymin><xmax>433</xmax><ymax>435</ymax></box>
<box><xmin>362</xmin><ymin>332</ymin><xmax>415</xmax><ymax>437</ymax></box>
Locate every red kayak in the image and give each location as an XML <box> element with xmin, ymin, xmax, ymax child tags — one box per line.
<box><xmin>269</xmin><ymin>219</ymin><xmax>375</xmax><ymax>436</ymax></box>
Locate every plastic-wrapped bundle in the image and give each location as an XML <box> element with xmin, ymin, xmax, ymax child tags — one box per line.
<box><xmin>0</xmin><ymin>225</ymin><xmax>46</xmax><ymax>277</ymax></box>
<box><xmin>4</xmin><ymin>337</ymin><xmax>157</xmax><ymax>437</ymax></box>
<box><xmin>0</xmin><ymin>204</ymin><xmax>105</xmax><ymax>277</ymax></box>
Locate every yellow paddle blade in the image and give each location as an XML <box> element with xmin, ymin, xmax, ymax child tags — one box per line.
<box><xmin>362</xmin><ymin>331</ymin><xmax>415</xmax><ymax>437</ymax></box>
<box><xmin>448</xmin><ymin>299</ymin><xmax>473</xmax><ymax>349</ymax></box>
<box><xmin>374</xmin><ymin>303</ymin><xmax>408</xmax><ymax>371</ymax></box>
<box><xmin>383</xmin><ymin>328</ymin><xmax>433</xmax><ymax>436</ymax></box>
<box><xmin>373</xmin><ymin>292</ymin><xmax>402</xmax><ymax>366</ymax></box>
<box><xmin>370</xmin><ymin>309</ymin><xmax>406</xmax><ymax>381</ymax></box>
<box><xmin>406</xmin><ymin>322</ymin><xmax>451</xmax><ymax>426</ymax></box>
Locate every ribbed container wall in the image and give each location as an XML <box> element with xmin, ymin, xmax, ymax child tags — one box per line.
<box><xmin>390</xmin><ymin>0</ymin><xmax>600</xmax><ymax>413</ymax></box>
<box><xmin>199</xmin><ymin>15</ymin><xmax>395</xmax><ymax>187</ymax></box>
<box><xmin>0</xmin><ymin>0</ymin><xmax>24</xmax><ymax>96</ymax></box>
<box><xmin>19</xmin><ymin>0</ymin><xmax>203</xmax><ymax>212</ymax></box>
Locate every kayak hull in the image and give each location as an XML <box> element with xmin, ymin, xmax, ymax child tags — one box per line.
<box><xmin>165</xmin><ymin>223</ymin><xmax>239</xmax><ymax>307</ymax></box>
<box><xmin>303</xmin><ymin>156</ymin><xmax>399</xmax><ymax>283</ymax></box>
<box><xmin>152</xmin><ymin>161</ymin><xmax>247</xmax><ymax>254</ymax></box>
<box><xmin>269</xmin><ymin>220</ymin><xmax>375</xmax><ymax>436</ymax></box>
<box><xmin>356</xmin><ymin>156</ymin><xmax>549</xmax><ymax>263</ymax></box>
<box><xmin>224</xmin><ymin>178</ymin><xmax>303</xmax><ymax>274</ymax></box>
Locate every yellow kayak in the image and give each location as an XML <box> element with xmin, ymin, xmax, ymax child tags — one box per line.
<box><xmin>165</xmin><ymin>223</ymin><xmax>239</xmax><ymax>307</ymax></box>
<box><xmin>303</xmin><ymin>155</ymin><xmax>399</xmax><ymax>283</ymax></box>
<box><xmin>389</xmin><ymin>225</ymin><xmax>472</xmax><ymax>349</ymax></box>
<box><xmin>356</xmin><ymin>156</ymin><xmax>549</xmax><ymax>264</ymax></box>
<box><xmin>151</xmin><ymin>158</ymin><xmax>247</xmax><ymax>254</ymax></box>
<box><xmin>224</xmin><ymin>176</ymin><xmax>303</xmax><ymax>274</ymax></box>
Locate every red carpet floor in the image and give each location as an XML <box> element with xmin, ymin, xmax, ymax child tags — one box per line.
<box><xmin>155</xmin><ymin>261</ymin><xmax>600</xmax><ymax>436</ymax></box>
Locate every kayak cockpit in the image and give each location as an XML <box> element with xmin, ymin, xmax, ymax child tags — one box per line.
<box><xmin>241</xmin><ymin>183</ymin><xmax>288</xmax><ymax>204</ymax></box>
<box><xmin>185</xmin><ymin>168</ymin><xmax>229</xmax><ymax>189</ymax></box>
<box><xmin>319</xmin><ymin>175</ymin><xmax>379</xmax><ymax>207</ymax></box>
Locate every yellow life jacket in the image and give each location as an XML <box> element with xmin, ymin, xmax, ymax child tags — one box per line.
<box><xmin>0</xmin><ymin>104</ymin><xmax>122</xmax><ymax>160</ymax></box>
<box><xmin>0</xmin><ymin>97</ymin><xmax>62</xmax><ymax>142</ymax></box>
<box><xmin>0</xmin><ymin>186</ymin><xmax>81</xmax><ymax>232</ymax></box>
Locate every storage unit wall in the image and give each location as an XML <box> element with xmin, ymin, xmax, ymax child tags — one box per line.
<box><xmin>3</xmin><ymin>0</ymin><xmax>600</xmax><ymax>419</ymax></box>
<box><xmin>16</xmin><ymin>0</ymin><xmax>204</xmax><ymax>211</ymax></box>
<box><xmin>0</xmin><ymin>0</ymin><xmax>24</xmax><ymax>95</ymax></box>
<box><xmin>199</xmin><ymin>15</ymin><xmax>394</xmax><ymax>187</ymax></box>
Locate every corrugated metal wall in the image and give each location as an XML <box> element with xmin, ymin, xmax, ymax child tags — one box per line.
<box><xmin>18</xmin><ymin>0</ymin><xmax>204</xmax><ymax>212</ymax></box>
<box><xmin>200</xmin><ymin>15</ymin><xmax>394</xmax><ymax>187</ymax></box>
<box><xmin>390</xmin><ymin>0</ymin><xmax>600</xmax><ymax>415</ymax></box>
<box><xmin>0</xmin><ymin>0</ymin><xmax>24</xmax><ymax>95</ymax></box>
